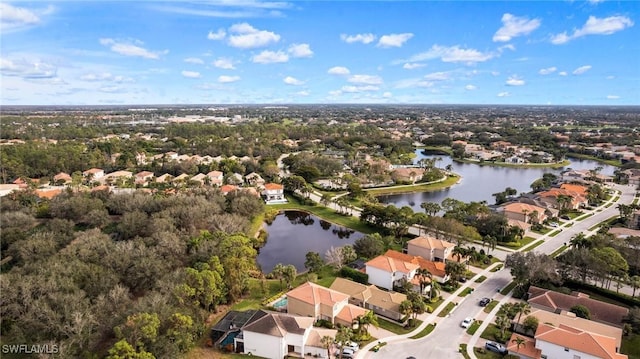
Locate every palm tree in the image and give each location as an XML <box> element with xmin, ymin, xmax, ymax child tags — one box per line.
<box><xmin>415</xmin><ymin>268</ymin><xmax>432</xmax><ymax>294</ymax></box>
<box><xmin>630</xmin><ymin>275</ymin><xmax>640</xmax><ymax>298</ymax></box>
<box><xmin>495</xmin><ymin>313</ymin><xmax>511</xmax><ymax>340</ymax></box>
<box><xmin>354</xmin><ymin>310</ymin><xmax>378</xmax><ymax>337</ymax></box>
<box><xmin>271</xmin><ymin>263</ymin><xmax>286</xmax><ymax>290</ymax></box>
<box><xmin>514</xmin><ymin>302</ymin><xmax>531</xmax><ymax>328</ymax></box>
<box><xmin>452</xmin><ymin>246</ymin><xmax>466</xmax><ymax>262</ymax></box>
<box><xmin>320</xmin><ymin>335</ymin><xmax>334</xmax><ymax>359</ymax></box>
<box><xmin>428</xmin><ymin>280</ymin><xmax>441</xmax><ymax>301</ymax></box>
<box><xmin>570</xmin><ymin>233</ymin><xmax>591</xmax><ymax>249</ymax></box>
<box><xmin>511</xmin><ymin>336</ymin><xmax>526</xmax><ymax>353</ymax></box>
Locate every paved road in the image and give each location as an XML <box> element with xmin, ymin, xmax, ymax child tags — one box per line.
<box><xmin>355</xmin><ymin>183</ymin><xmax>637</xmax><ymax>359</ymax></box>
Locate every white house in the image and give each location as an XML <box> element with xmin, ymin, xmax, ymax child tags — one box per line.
<box><xmin>365</xmin><ymin>254</ymin><xmax>419</xmax><ymax>291</ymax></box>
<box><xmin>533</xmin><ymin>323</ymin><xmax>627</xmax><ymax>359</ymax></box>
<box><xmin>241</xmin><ymin>312</ymin><xmax>335</xmax><ymax>359</ymax></box>
<box><xmin>262</xmin><ymin>183</ymin><xmax>286</xmax><ymax>204</ymax></box>
<box><xmin>82</xmin><ymin>168</ymin><xmax>105</xmax><ymax>179</ymax></box>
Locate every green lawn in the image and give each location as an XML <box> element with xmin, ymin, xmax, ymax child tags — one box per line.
<box><xmin>575</xmin><ymin>213</ymin><xmax>593</xmax><ymax>221</ymax></box>
<box><xmin>409</xmin><ymin>324</ymin><xmax>436</xmax><ymax>339</ymax></box>
<box><xmin>458</xmin><ymin>288</ymin><xmax>474</xmax><ymax>297</ymax></box>
<box><xmin>490</xmin><ymin>264</ymin><xmax>503</xmax><ymax>273</ymax></box>
<box><xmin>377</xmin><ymin>317</ymin><xmax>422</xmax><ymax>335</ymax></box>
<box><xmin>550</xmin><ymin>245</ymin><xmax>568</xmax><ymax>258</ymax></box>
<box><xmin>363</xmin><ymin>175</ymin><xmax>460</xmax><ymax>196</ymax></box>
<box><xmin>271</xmin><ymin>195</ymin><xmax>376</xmax><ymax>234</ymax></box>
<box><xmin>523</xmin><ymin>240</ymin><xmax>544</xmax><ymax>252</ymax></box>
<box><xmin>459</xmin><ymin>344</ymin><xmax>471</xmax><ymax>359</ymax></box>
<box><xmin>500</xmin><ymin>236</ymin><xmax>536</xmax><ymax>249</ymax></box>
<box><xmin>532</xmin><ymin>226</ymin><xmax>553</xmax><ymax>235</ymax></box>
<box><xmin>467</xmin><ymin>320</ymin><xmax>482</xmax><ymax>335</ymax></box>
<box><xmin>480</xmin><ymin>324</ymin><xmax>512</xmax><ymax>344</ymax></box>
<box><xmin>566</xmin><ymin>210</ymin><xmax>584</xmax><ymax>219</ymax></box>
<box><xmin>483</xmin><ymin>300</ymin><xmax>499</xmax><ymax>313</ymax></box>
<box><xmin>500</xmin><ymin>281</ymin><xmax>517</xmax><ymax>295</ymax></box>
<box><xmin>621</xmin><ymin>333</ymin><xmax>640</xmax><ymax>359</ymax></box>
<box><xmin>475</xmin><ymin>276</ymin><xmax>487</xmax><ymax>283</ymax></box>
<box><xmin>473</xmin><ymin>347</ymin><xmax>505</xmax><ymax>359</ymax></box>
<box><xmin>548</xmin><ymin>229</ymin><xmax>561</xmax><ymax>237</ymax></box>
<box><xmin>437</xmin><ymin>302</ymin><xmax>456</xmax><ymax>317</ymax></box>
<box><xmin>469</xmin><ymin>256</ymin><xmax>502</xmax><ymax>269</ymax></box>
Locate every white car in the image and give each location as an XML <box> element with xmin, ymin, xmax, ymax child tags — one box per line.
<box><xmin>461</xmin><ymin>317</ymin><xmax>474</xmax><ymax>328</ymax></box>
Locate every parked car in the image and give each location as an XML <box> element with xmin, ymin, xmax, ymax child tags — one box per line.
<box><xmin>485</xmin><ymin>341</ymin><xmax>508</xmax><ymax>355</ymax></box>
<box><xmin>336</xmin><ymin>341</ymin><xmax>359</xmax><ymax>351</ymax></box>
<box><xmin>336</xmin><ymin>348</ymin><xmax>355</xmax><ymax>359</ymax></box>
<box><xmin>479</xmin><ymin>297</ymin><xmax>491</xmax><ymax>306</ymax></box>
<box><xmin>461</xmin><ymin>317</ymin><xmax>474</xmax><ymax>328</ymax></box>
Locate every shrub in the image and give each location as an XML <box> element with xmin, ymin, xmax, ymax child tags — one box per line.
<box><xmin>340</xmin><ymin>266</ymin><xmax>369</xmax><ymax>284</ymax></box>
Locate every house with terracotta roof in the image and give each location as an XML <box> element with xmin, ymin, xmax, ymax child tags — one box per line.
<box><xmin>262</xmin><ymin>183</ymin><xmax>286</xmax><ymax>204</ymax></box>
<box><xmin>190</xmin><ymin>173</ymin><xmax>207</xmax><ymax>185</ymax></box>
<box><xmin>53</xmin><ymin>172</ymin><xmax>72</xmax><ymax>185</ymax></box>
<box><xmin>35</xmin><ymin>188</ymin><xmax>63</xmax><ymax>200</ymax></box>
<box><xmin>241</xmin><ymin>311</ymin><xmax>336</xmax><ymax>359</ymax></box>
<box><xmin>220</xmin><ymin>184</ymin><xmax>238</xmax><ymax>195</ymax></box>
<box><xmin>206</xmin><ymin>170</ymin><xmax>224</xmax><ymax>186</ymax></box>
<box><xmin>506</xmin><ymin>334</ymin><xmax>541</xmax><ymax>359</ymax></box>
<box><xmin>498</xmin><ymin>202</ymin><xmax>555</xmax><ymax>224</ymax></box>
<box><xmin>536</xmin><ymin>188</ymin><xmax>587</xmax><ymax>210</ymax></box>
<box><xmin>285</xmin><ymin>282</ymin><xmax>367</xmax><ymax>326</ymax></box>
<box><xmin>365</xmin><ymin>253</ymin><xmax>420</xmax><ymax>291</ymax></box>
<box><xmin>533</xmin><ymin>323</ymin><xmax>627</xmax><ymax>359</ymax></box>
<box><xmin>155</xmin><ymin>173</ymin><xmax>173</xmax><ymax>183</ymax></box>
<box><xmin>134</xmin><ymin>171</ymin><xmax>154</xmax><ymax>185</ymax></box>
<box><xmin>383</xmin><ymin>249</ymin><xmax>449</xmax><ymax>284</ymax></box>
<box><xmin>329</xmin><ymin>277</ymin><xmax>407</xmax><ymax>321</ymax></box>
<box><xmin>391</xmin><ymin>167</ymin><xmax>425</xmax><ymax>184</ymax></box>
<box><xmin>406</xmin><ymin>236</ymin><xmax>456</xmax><ymax>263</ymax></box>
<box><xmin>82</xmin><ymin>168</ymin><xmax>104</xmax><ymax>180</ymax></box>
<box><xmin>527</xmin><ymin>286</ymin><xmax>629</xmax><ymax>327</ymax></box>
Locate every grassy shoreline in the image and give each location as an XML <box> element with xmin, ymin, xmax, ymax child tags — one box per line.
<box><xmin>453</xmin><ymin>158</ymin><xmax>570</xmax><ymax>169</ymax></box>
<box><xmin>364</xmin><ymin>175</ymin><xmax>460</xmax><ymax>196</ymax></box>
<box><xmin>269</xmin><ymin>195</ymin><xmax>377</xmax><ymax>234</ymax></box>
<box><xmin>566</xmin><ymin>153</ymin><xmax>621</xmax><ymax>167</ymax></box>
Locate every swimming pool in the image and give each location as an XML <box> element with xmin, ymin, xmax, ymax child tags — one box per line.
<box><xmin>273</xmin><ymin>297</ymin><xmax>288</xmax><ymax>309</ymax></box>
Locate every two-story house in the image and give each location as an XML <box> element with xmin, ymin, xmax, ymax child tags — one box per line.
<box><xmin>406</xmin><ymin>236</ymin><xmax>456</xmax><ymax>263</ymax></box>
<box><xmin>365</xmin><ymin>253</ymin><xmax>420</xmax><ymax>291</ymax></box>
<box><xmin>285</xmin><ymin>282</ymin><xmax>367</xmax><ymax>326</ymax></box>
<box><xmin>262</xmin><ymin>183</ymin><xmax>286</xmax><ymax>204</ymax></box>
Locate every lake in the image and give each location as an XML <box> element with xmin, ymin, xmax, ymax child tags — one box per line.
<box><xmin>257</xmin><ymin>211</ymin><xmax>364</xmax><ymax>273</ymax></box>
<box><xmin>377</xmin><ymin>150</ymin><xmax>617</xmax><ymax>211</ymax></box>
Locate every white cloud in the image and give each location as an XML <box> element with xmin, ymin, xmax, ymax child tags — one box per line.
<box><xmin>407</xmin><ymin>45</ymin><xmax>494</xmax><ymax>64</ymax></box>
<box><xmin>99</xmin><ymin>38</ymin><xmax>168</xmax><ymax>59</ymax></box>
<box><xmin>227</xmin><ymin>22</ymin><xmax>280</xmax><ymax>48</ymax></box>
<box><xmin>558</xmin><ymin>71</ymin><xmax>568</xmax><ymax>76</ymax></box>
<box><xmin>497</xmin><ymin>91</ymin><xmax>510</xmax><ymax>97</ymax></box>
<box><xmin>0</xmin><ymin>3</ymin><xmax>53</xmax><ymax>33</ymax></box>
<box><xmin>207</xmin><ymin>29</ymin><xmax>226</xmax><ymax>40</ymax></box>
<box><xmin>551</xmin><ymin>15</ymin><xmax>633</xmax><ymax>44</ymax></box>
<box><xmin>0</xmin><ymin>57</ymin><xmax>56</xmax><ymax>78</ymax></box>
<box><xmin>184</xmin><ymin>57</ymin><xmax>205</xmax><ymax>64</ymax></box>
<box><xmin>403</xmin><ymin>63</ymin><xmax>426</xmax><ymax>70</ymax></box>
<box><xmin>394</xmin><ymin>78</ymin><xmax>434</xmax><ymax>89</ymax></box>
<box><xmin>491</xmin><ymin>71</ymin><xmax>500</xmax><ymax>76</ymax></box>
<box><xmin>573</xmin><ymin>65</ymin><xmax>592</xmax><ymax>75</ymax></box>
<box><xmin>377</xmin><ymin>33</ymin><xmax>414</xmax><ymax>48</ymax></box>
<box><xmin>328</xmin><ymin>66</ymin><xmax>350</xmax><ymax>75</ymax></box>
<box><xmin>287</xmin><ymin>43</ymin><xmax>313</xmax><ymax>58</ymax></box>
<box><xmin>181</xmin><ymin>70</ymin><xmax>201</xmax><ymax>79</ymax></box>
<box><xmin>295</xmin><ymin>90</ymin><xmax>309</xmax><ymax>96</ymax></box>
<box><xmin>340</xmin><ymin>33</ymin><xmax>376</xmax><ymax>44</ymax></box>
<box><xmin>218</xmin><ymin>75</ymin><xmax>240</xmax><ymax>83</ymax></box>
<box><xmin>80</xmin><ymin>72</ymin><xmax>133</xmax><ymax>83</ymax></box>
<box><xmin>423</xmin><ymin>71</ymin><xmax>450</xmax><ymax>81</ymax></box>
<box><xmin>341</xmin><ymin>85</ymin><xmax>379</xmax><ymax>93</ymax></box>
<box><xmin>538</xmin><ymin>66</ymin><xmax>557</xmax><ymax>75</ymax></box>
<box><xmin>607</xmin><ymin>95</ymin><xmax>620</xmax><ymax>99</ymax></box>
<box><xmin>383</xmin><ymin>92</ymin><xmax>392</xmax><ymax>98</ymax></box>
<box><xmin>283</xmin><ymin>76</ymin><xmax>304</xmax><ymax>85</ymax></box>
<box><xmin>465</xmin><ymin>84</ymin><xmax>477</xmax><ymax>91</ymax></box>
<box><xmin>606</xmin><ymin>75</ymin><xmax>615</xmax><ymax>79</ymax></box>
<box><xmin>493</xmin><ymin>13</ymin><xmax>541</xmax><ymax>42</ymax></box>
<box><xmin>506</xmin><ymin>75</ymin><xmax>525</xmax><ymax>86</ymax></box>
<box><xmin>588</xmin><ymin>0</ymin><xmax>605</xmax><ymax>3</ymax></box>
<box><xmin>252</xmin><ymin>50</ymin><xmax>288</xmax><ymax>63</ymax></box>
<box><xmin>213</xmin><ymin>58</ymin><xmax>235</xmax><ymax>69</ymax></box>
<box><xmin>348</xmin><ymin>74</ymin><xmax>383</xmax><ymax>85</ymax></box>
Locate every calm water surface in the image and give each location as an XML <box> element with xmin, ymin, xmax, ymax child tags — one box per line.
<box><xmin>377</xmin><ymin>150</ymin><xmax>616</xmax><ymax>211</ymax></box>
<box><xmin>257</xmin><ymin>211</ymin><xmax>364</xmax><ymax>273</ymax></box>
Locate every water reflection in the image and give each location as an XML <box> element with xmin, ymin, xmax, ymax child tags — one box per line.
<box><xmin>258</xmin><ymin>211</ymin><xmax>363</xmax><ymax>273</ymax></box>
<box><xmin>378</xmin><ymin>150</ymin><xmax>617</xmax><ymax>211</ymax></box>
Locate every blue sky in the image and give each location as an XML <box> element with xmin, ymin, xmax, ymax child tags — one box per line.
<box><xmin>1</xmin><ymin>1</ymin><xmax>638</xmax><ymax>105</ymax></box>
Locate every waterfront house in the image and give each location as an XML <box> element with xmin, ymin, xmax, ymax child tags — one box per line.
<box><xmin>365</xmin><ymin>253</ymin><xmax>420</xmax><ymax>291</ymax></box>
<box><xmin>262</xmin><ymin>183</ymin><xmax>286</xmax><ymax>203</ymax></box>
<box><xmin>285</xmin><ymin>282</ymin><xmax>367</xmax><ymax>326</ymax></box>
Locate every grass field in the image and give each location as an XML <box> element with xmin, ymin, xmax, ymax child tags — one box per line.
<box><xmin>437</xmin><ymin>302</ymin><xmax>456</xmax><ymax>317</ymax></box>
<box><xmin>363</xmin><ymin>175</ymin><xmax>460</xmax><ymax>196</ymax></box>
<box><xmin>377</xmin><ymin>317</ymin><xmax>422</xmax><ymax>335</ymax></box>
<box><xmin>410</xmin><ymin>324</ymin><xmax>436</xmax><ymax>339</ymax></box>
<box><xmin>621</xmin><ymin>333</ymin><xmax>640</xmax><ymax>359</ymax></box>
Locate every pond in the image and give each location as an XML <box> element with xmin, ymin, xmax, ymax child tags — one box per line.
<box><xmin>377</xmin><ymin>150</ymin><xmax>617</xmax><ymax>212</ymax></box>
<box><xmin>257</xmin><ymin>211</ymin><xmax>364</xmax><ymax>273</ymax></box>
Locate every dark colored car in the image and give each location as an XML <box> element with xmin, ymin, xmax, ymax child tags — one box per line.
<box><xmin>479</xmin><ymin>297</ymin><xmax>491</xmax><ymax>306</ymax></box>
<box><xmin>485</xmin><ymin>341</ymin><xmax>507</xmax><ymax>355</ymax></box>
